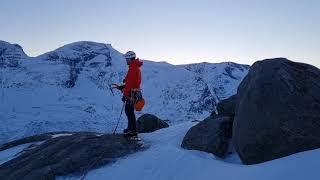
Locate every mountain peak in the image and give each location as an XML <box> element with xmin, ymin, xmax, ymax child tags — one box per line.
<box><xmin>39</xmin><ymin>41</ymin><xmax>117</xmax><ymax>63</ymax></box>
<box><xmin>0</xmin><ymin>40</ymin><xmax>26</xmax><ymax>54</ymax></box>
<box><xmin>55</xmin><ymin>41</ymin><xmax>112</xmax><ymax>51</ymax></box>
<box><xmin>0</xmin><ymin>40</ymin><xmax>28</xmax><ymax>67</ymax></box>
<box><xmin>51</xmin><ymin>41</ymin><xmax>112</xmax><ymax>56</ymax></box>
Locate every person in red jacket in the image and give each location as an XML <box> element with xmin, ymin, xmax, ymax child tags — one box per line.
<box><xmin>122</xmin><ymin>51</ymin><xmax>143</xmax><ymax>137</ymax></box>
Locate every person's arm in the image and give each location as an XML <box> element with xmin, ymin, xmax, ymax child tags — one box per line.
<box><xmin>123</xmin><ymin>68</ymin><xmax>135</xmax><ymax>97</ymax></box>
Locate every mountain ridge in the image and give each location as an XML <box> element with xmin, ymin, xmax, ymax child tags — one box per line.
<box><xmin>0</xmin><ymin>40</ymin><xmax>250</xmax><ymax>67</ymax></box>
<box><xmin>0</xmin><ymin>40</ymin><xmax>249</xmax><ymax>144</ymax></box>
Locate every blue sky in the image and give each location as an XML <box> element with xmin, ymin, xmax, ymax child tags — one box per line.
<box><xmin>1</xmin><ymin>0</ymin><xmax>319</xmax><ymax>67</ymax></box>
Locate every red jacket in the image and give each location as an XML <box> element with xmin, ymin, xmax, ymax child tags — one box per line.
<box><xmin>123</xmin><ymin>59</ymin><xmax>143</xmax><ymax>97</ymax></box>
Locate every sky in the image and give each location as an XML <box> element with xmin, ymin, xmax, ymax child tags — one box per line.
<box><xmin>1</xmin><ymin>0</ymin><xmax>319</xmax><ymax>67</ymax></box>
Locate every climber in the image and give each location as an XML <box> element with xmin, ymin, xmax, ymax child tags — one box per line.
<box><xmin>121</xmin><ymin>51</ymin><xmax>143</xmax><ymax>138</ymax></box>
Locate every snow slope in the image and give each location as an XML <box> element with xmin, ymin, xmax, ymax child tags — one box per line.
<box><xmin>1</xmin><ymin>122</ymin><xmax>319</xmax><ymax>180</ymax></box>
<box><xmin>54</xmin><ymin>121</ymin><xmax>320</xmax><ymax>180</ymax></box>
<box><xmin>0</xmin><ymin>40</ymin><xmax>249</xmax><ymax>144</ymax></box>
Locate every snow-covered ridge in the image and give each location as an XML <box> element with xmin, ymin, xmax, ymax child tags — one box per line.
<box><xmin>0</xmin><ymin>40</ymin><xmax>250</xmax><ymax>144</ymax></box>
<box><xmin>0</xmin><ymin>40</ymin><xmax>27</xmax><ymax>68</ymax></box>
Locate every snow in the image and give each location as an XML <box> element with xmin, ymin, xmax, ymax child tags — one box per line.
<box><xmin>59</xmin><ymin>122</ymin><xmax>320</xmax><ymax>180</ymax></box>
<box><xmin>182</xmin><ymin>62</ymin><xmax>250</xmax><ymax>100</ymax></box>
<box><xmin>51</xmin><ymin>133</ymin><xmax>73</xmax><ymax>138</ymax></box>
<box><xmin>0</xmin><ymin>144</ymin><xmax>30</xmax><ymax>165</ymax></box>
<box><xmin>0</xmin><ymin>141</ymin><xmax>43</xmax><ymax>165</ymax></box>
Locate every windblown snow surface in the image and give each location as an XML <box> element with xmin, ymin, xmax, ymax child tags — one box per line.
<box><xmin>57</xmin><ymin>122</ymin><xmax>319</xmax><ymax>180</ymax></box>
<box><xmin>1</xmin><ymin>122</ymin><xmax>319</xmax><ymax>180</ymax></box>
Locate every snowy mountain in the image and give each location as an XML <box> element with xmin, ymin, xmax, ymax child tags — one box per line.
<box><xmin>0</xmin><ymin>40</ymin><xmax>249</xmax><ymax>144</ymax></box>
<box><xmin>182</xmin><ymin>62</ymin><xmax>249</xmax><ymax>100</ymax></box>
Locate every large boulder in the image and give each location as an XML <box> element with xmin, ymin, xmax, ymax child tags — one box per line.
<box><xmin>181</xmin><ymin>116</ymin><xmax>233</xmax><ymax>158</ymax></box>
<box><xmin>233</xmin><ymin>58</ymin><xmax>320</xmax><ymax>165</ymax></box>
<box><xmin>137</xmin><ymin>114</ymin><xmax>169</xmax><ymax>133</ymax></box>
<box><xmin>0</xmin><ymin>132</ymin><xmax>145</xmax><ymax>180</ymax></box>
<box><xmin>217</xmin><ymin>95</ymin><xmax>237</xmax><ymax>117</ymax></box>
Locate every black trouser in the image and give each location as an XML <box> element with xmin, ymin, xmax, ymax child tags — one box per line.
<box><xmin>125</xmin><ymin>99</ymin><xmax>137</xmax><ymax>133</ymax></box>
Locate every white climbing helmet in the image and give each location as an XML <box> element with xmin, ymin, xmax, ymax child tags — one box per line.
<box><xmin>124</xmin><ymin>51</ymin><xmax>136</xmax><ymax>59</ymax></box>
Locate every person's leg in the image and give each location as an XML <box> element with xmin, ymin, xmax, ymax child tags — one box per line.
<box><xmin>125</xmin><ymin>100</ymin><xmax>131</xmax><ymax>131</ymax></box>
<box><xmin>126</xmin><ymin>99</ymin><xmax>137</xmax><ymax>133</ymax></box>
<box><xmin>130</xmin><ymin>105</ymin><xmax>137</xmax><ymax>133</ymax></box>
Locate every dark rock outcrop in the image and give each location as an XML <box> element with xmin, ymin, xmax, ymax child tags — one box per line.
<box><xmin>181</xmin><ymin>116</ymin><xmax>233</xmax><ymax>158</ymax></box>
<box><xmin>210</xmin><ymin>111</ymin><xmax>218</xmax><ymax>118</ymax></box>
<box><xmin>217</xmin><ymin>95</ymin><xmax>237</xmax><ymax>117</ymax></box>
<box><xmin>137</xmin><ymin>114</ymin><xmax>169</xmax><ymax>133</ymax></box>
<box><xmin>233</xmin><ymin>58</ymin><xmax>320</xmax><ymax>165</ymax></box>
<box><xmin>0</xmin><ymin>132</ymin><xmax>145</xmax><ymax>180</ymax></box>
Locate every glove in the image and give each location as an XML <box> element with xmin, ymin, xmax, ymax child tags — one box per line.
<box><xmin>121</xmin><ymin>96</ymin><xmax>126</xmax><ymax>102</ymax></box>
<box><xmin>117</xmin><ymin>84</ymin><xmax>125</xmax><ymax>91</ymax></box>
<box><xmin>111</xmin><ymin>84</ymin><xmax>125</xmax><ymax>91</ymax></box>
